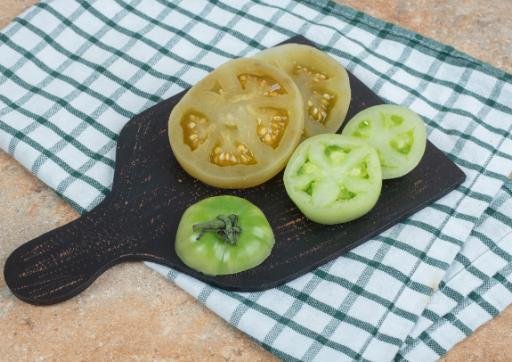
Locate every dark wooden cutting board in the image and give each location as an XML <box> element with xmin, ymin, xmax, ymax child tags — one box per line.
<box><xmin>3</xmin><ymin>36</ymin><xmax>465</xmax><ymax>305</ymax></box>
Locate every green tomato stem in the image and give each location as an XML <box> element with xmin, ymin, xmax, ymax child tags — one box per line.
<box><xmin>193</xmin><ymin>214</ymin><xmax>241</xmax><ymax>245</ymax></box>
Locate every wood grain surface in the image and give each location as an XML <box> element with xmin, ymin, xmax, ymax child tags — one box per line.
<box><xmin>0</xmin><ymin>1</ymin><xmax>510</xmax><ymax>361</ymax></box>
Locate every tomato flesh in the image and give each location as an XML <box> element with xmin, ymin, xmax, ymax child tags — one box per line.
<box><xmin>175</xmin><ymin>196</ymin><xmax>275</xmax><ymax>276</ymax></box>
<box><xmin>168</xmin><ymin>58</ymin><xmax>304</xmax><ymax>189</ymax></box>
<box><xmin>342</xmin><ymin>104</ymin><xmax>427</xmax><ymax>179</ymax></box>
<box><xmin>255</xmin><ymin>44</ymin><xmax>351</xmax><ymax>137</ymax></box>
<box><xmin>284</xmin><ymin>134</ymin><xmax>382</xmax><ymax>224</ymax></box>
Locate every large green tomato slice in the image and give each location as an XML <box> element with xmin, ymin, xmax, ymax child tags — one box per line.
<box><xmin>175</xmin><ymin>195</ymin><xmax>274</xmax><ymax>276</ymax></box>
<box><xmin>284</xmin><ymin>134</ymin><xmax>382</xmax><ymax>225</ymax></box>
<box><xmin>342</xmin><ymin>104</ymin><xmax>427</xmax><ymax>179</ymax></box>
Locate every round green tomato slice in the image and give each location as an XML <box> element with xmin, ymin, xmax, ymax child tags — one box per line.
<box><xmin>342</xmin><ymin>104</ymin><xmax>427</xmax><ymax>179</ymax></box>
<box><xmin>175</xmin><ymin>195</ymin><xmax>275</xmax><ymax>276</ymax></box>
<box><xmin>284</xmin><ymin>134</ymin><xmax>382</xmax><ymax>225</ymax></box>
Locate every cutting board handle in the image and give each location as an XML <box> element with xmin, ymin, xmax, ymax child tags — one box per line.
<box><xmin>3</xmin><ymin>205</ymin><xmax>142</xmax><ymax>305</ymax></box>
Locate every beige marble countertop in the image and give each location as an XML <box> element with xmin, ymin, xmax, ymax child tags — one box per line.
<box><xmin>0</xmin><ymin>1</ymin><xmax>511</xmax><ymax>360</ymax></box>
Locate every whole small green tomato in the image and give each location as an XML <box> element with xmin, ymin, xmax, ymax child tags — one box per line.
<box><xmin>175</xmin><ymin>195</ymin><xmax>275</xmax><ymax>276</ymax></box>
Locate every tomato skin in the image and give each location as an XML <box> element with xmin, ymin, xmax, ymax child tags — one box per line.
<box><xmin>342</xmin><ymin>104</ymin><xmax>427</xmax><ymax>179</ymax></box>
<box><xmin>168</xmin><ymin>57</ymin><xmax>304</xmax><ymax>189</ymax></box>
<box><xmin>175</xmin><ymin>196</ymin><xmax>274</xmax><ymax>276</ymax></box>
<box><xmin>284</xmin><ymin>134</ymin><xmax>382</xmax><ymax>225</ymax></box>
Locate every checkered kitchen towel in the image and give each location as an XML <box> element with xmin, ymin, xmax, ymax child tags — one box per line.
<box><xmin>1</xmin><ymin>0</ymin><xmax>511</xmax><ymax>360</ymax></box>
<box><xmin>397</xmin><ymin>180</ymin><xmax>512</xmax><ymax>360</ymax></box>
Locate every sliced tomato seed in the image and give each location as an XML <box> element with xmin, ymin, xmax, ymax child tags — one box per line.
<box><xmin>256</xmin><ymin>108</ymin><xmax>288</xmax><ymax>148</ymax></box>
<box><xmin>238</xmin><ymin>73</ymin><xmax>286</xmax><ymax>97</ymax></box>
<box><xmin>210</xmin><ymin>142</ymin><xmax>257</xmax><ymax>166</ymax></box>
<box><xmin>305</xmin><ymin>90</ymin><xmax>335</xmax><ymax>124</ymax></box>
<box><xmin>181</xmin><ymin>112</ymin><xmax>209</xmax><ymax>150</ymax></box>
<box><xmin>292</xmin><ymin>63</ymin><xmax>329</xmax><ymax>82</ymax></box>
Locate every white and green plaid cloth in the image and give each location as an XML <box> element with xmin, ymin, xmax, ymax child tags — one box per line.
<box><xmin>1</xmin><ymin>0</ymin><xmax>511</xmax><ymax>360</ymax></box>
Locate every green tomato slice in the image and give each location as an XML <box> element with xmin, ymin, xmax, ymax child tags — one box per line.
<box><xmin>284</xmin><ymin>134</ymin><xmax>382</xmax><ymax>224</ymax></box>
<box><xmin>342</xmin><ymin>104</ymin><xmax>427</xmax><ymax>179</ymax></box>
<box><xmin>175</xmin><ymin>195</ymin><xmax>274</xmax><ymax>276</ymax></box>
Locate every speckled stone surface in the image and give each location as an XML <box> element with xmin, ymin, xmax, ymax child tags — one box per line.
<box><xmin>0</xmin><ymin>1</ymin><xmax>510</xmax><ymax>361</ymax></box>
